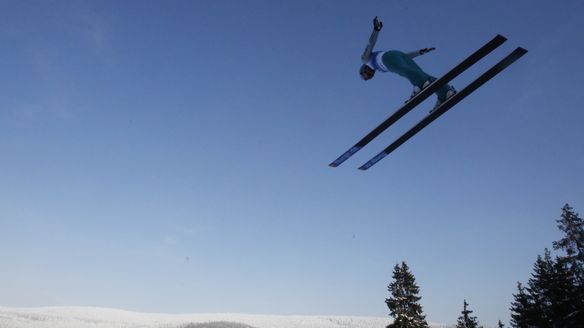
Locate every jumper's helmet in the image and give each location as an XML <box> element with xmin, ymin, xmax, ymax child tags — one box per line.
<box><xmin>359</xmin><ymin>64</ymin><xmax>375</xmax><ymax>80</ymax></box>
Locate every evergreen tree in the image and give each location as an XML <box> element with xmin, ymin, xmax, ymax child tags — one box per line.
<box><xmin>525</xmin><ymin>249</ymin><xmax>555</xmax><ymax>327</ymax></box>
<box><xmin>497</xmin><ymin>320</ymin><xmax>505</xmax><ymax>328</ymax></box>
<box><xmin>510</xmin><ymin>282</ymin><xmax>532</xmax><ymax>328</ymax></box>
<box><xmin>553</xmin><ymin>204</ymin><xmax>584</xmax><ymax>280</ymax></box>
<box><xmin>510</xmin><ymin>204</ymin><xmax>584</xmax><ymax>326</ymax></box>
<box><xmin>549</xmin><ymin>256</ymin><xmax>578</xmax><ymax>326</ymax></box>
<box><xmin>552</xmin><ymin>204</ymin><xmax>584</xmax><ymax>325</ymax></box>
<box><xmin>455</xmin><ymin>299</ymin><xmax>481</xmax><ymax>328</ymax></box>
<box><xmin>523</xmin><ymin>248</ymin><xmax>576</xmax><ymax>326</ymax></box>
<box><xmin>385</xmin><ymin>262</ymin><xmax>429</xmax><ymax>328</ymax></box>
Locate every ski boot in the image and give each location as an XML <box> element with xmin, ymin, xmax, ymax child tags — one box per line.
<box><xmin>430</xmin><ymin>87</ymin><xmax>457</xmax><ymax>113</ymax></box>
<box><xmin>406</xmin><ymin>80</ymin><xmax>432</xmax><ymax>103</ymax></box>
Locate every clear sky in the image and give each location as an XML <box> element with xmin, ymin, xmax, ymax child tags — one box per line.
<box><xmin>1</xmin><ymin>0</ymin><xmax>583</xmax><ymax>326</ymax></box>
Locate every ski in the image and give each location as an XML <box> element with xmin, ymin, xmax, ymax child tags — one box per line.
<box><xmin>329</xmin><ymin>34</ymin><xmax>507</xmax><ymax>168</ymax></box>
<box><xmin>358</xmin><ymin>47</ymin><xmax>528</xmax><ymax>171</ymax></box>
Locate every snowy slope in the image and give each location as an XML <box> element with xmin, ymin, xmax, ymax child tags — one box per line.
<box><xmin>0</xmin><ymin>306</ymin><xmax>452</xmax><ymax>328</ymax></box>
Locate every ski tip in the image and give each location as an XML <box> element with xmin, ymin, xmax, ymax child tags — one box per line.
<box><xmin>329</xmin><ymin>146</ymin><xmax>362</xmax><ymax>168</ymax></box>
<box><xmin>358</xmin><ymin>161</ymin><xmax>375</xmax><ymax>171</ymax></box>
<box><xmin>494</xmin><ymin>34</ymin><xmax>507</xmax><ymax>41</ymax></box>
<box><xmin>359</xmin><ymin>152</ymin><xmax>388</xmax><ymax>170</ymax></box>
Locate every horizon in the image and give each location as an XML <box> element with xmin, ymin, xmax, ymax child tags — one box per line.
<box><xmin>0</xmin><ymin>305</ymin><xmax>449</xmax><ymax>328</ymax></box>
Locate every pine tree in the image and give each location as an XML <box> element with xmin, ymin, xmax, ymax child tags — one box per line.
<box><xmin>385</xmin><ymin>262</ymin><xmax>429</xmax><ymax>328</ymax></box>
<box><xmin>510</xmin><ymin>204</ymin><xmax>584</xmax><ymax>326</ymax></box>
<box><xmin>523</xmin><ymin>248</ymin><xmax>576</xmax><ymax>327</ymax></box>
<box><xmin>552</xmin><ymin>204</ymin><xmax>584</xmax><ymax>325</ymax></box>
<box><xmin>455</xmin><ymin>299</ymin><xmax>481</xmax><ymax>328</ymax></box>
<box><xmin>510</xmin><ymin>282</ymin><xmax>532</xmax><ymax>328</ymax></box>
<box><xmin>525</xmin><ymin>249</ymin><xmax>555</xmax><ymax>327</ymax></box>
<box><xmin>553</xmin><ymin>204</ymin><xmax>584</xmax><ymax>278</ymax></box>
<box><xmin>497</xmin><ymin>320</ymin><xmax>505</xmax><ymax>328</ymax></box>
<box><xmin>549</xmin><ymin>256</ymin><xmax>578</xmax><ymax>326</ymax></box>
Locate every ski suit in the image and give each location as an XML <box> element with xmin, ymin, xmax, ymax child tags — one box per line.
<box><xmin>366</xmin><ymin>50</ymin><xmax>453</xmax><ymax>102</ymax></box>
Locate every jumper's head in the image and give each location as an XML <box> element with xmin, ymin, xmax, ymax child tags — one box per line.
<box><xmin>359</xmin><ymin>64</ymin><xmax>375</xmax><ymax>80</ymax></box>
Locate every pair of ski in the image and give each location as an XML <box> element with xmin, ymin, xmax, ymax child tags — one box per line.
<box><xmin>329</xmin><ymin>34</ymin><xmax>527</xmax><ymax>170</ymax></box>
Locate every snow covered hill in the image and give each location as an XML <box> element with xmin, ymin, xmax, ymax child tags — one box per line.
<box><xmin>0</xmin><ymin>306</ymin><xmax>452</xmax><ymax>328</ymax></box>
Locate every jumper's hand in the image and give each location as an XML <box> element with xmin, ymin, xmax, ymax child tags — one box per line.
<box><xmin>373</xmin><ymin>16</ymin><xmax>383</xmax><ymax>31</ymax></box>
<box><xmin>419</xmin><ymin>47</ymin><xmax>436</xmax><ymax>55</ymax></box>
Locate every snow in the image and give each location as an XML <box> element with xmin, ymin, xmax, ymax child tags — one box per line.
<box><xmin>0</xmin><ymin>306</ymin><xmax>389</xmax><ymax>328</ymax></box>
<box><xmin>0</xmin><ymin>306</ymin><xmax>452</xmax><ymax>328</ymax></box>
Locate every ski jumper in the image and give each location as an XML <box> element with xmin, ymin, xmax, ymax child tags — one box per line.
<box><xmin>361</xmin><ymin>17</ymin><xmax>454</xmax><ymax>103</ymax></box>
<box><xmin>366</xmin><ymin>50</ymin><xmax>453</xmax><ymax>102</ymax></box>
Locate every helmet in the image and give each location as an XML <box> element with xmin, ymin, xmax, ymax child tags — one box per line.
<box><xmin>359</xmin><ymin>64</ymin><xmax>375</xmax><ymax>80</ymax></box>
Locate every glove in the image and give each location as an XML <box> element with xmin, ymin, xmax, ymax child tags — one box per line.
<box><xmin>419</xmin><ymin>47</ymin><xmax>436</xmax><ymax>55</ymax></box>
<box><xmin>373</xmin><ymin>16</ymin><xmax>383</xmax><ymax>31</ymax></box>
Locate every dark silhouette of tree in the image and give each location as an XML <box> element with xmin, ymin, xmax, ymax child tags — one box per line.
<box><xmin>510</xmin><ymin>204</ymin><xmax>584</xmax><ymax>327</ymax></box>
<box><xmin>455</xmin><ymin>299</ymin><xmax>482</xmax><ymax>328</ymax></box>
<box><xmin>552</xmin><ymin>204</ymin><xmax>584</xmax><ymax>325</ymax></box>
<box><xmin>510</xmin><ymin>282</ymin><xmax>532</xmax><ymax>328</ymax></box>
<box><xmin>385</xmin><ymin>262</ymin><xmax>429</xmax><ymax>328</ymax></box>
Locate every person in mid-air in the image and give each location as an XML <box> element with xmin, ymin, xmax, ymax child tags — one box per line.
<box><xmin>359</xmin><ymin>16</ymin><xmax>456</xmax><ymax>112</ymax></box>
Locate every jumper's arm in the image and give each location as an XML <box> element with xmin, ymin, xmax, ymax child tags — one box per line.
<box><xmin>407</xmin><ymin>47</ymin><xmax>436</xmax><ymax>59</ymax></box>
<box><xmin>361</xmin><ymin>17</ymin><xmax>383</xmax><ymax>64</ymax></box>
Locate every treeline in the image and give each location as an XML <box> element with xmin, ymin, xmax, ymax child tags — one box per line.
<box><xmin>509</xmin><ymin>204</ymin><xmax>583</xmax><ymax>327</ymax></box>
<box><xmin>384</xmin><ymin>204</ymin><xmax>583</xmax><ymax>328</ymax></box>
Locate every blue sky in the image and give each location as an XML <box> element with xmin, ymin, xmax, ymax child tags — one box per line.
<box><xmin>1</xmin><ymin>0</ymin><xmax>583</xmax><ymax>325</ymax></box>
